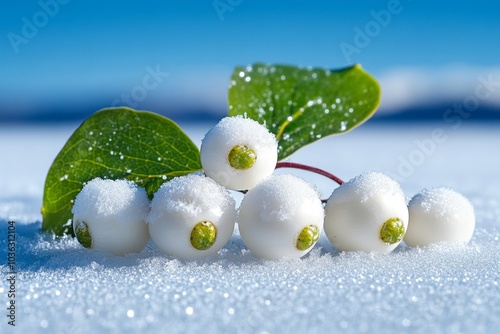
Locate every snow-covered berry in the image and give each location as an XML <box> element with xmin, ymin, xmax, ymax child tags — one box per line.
<box><xmin>404</xmin><ymin>187</ymin><xmax>475</xmax><ymax>247</ymax></box>
<box><xmin>200</xmin><ymin>116</ymin><xmax>278</xmax><ymax>190</ymax></box>
<box><xmin>72</xmin><ymin>178</ymin><xmax>150</xmax><ymax>256</ymax></box>
<box><xmin>238</xmin><ymin>174</ymin><xmax>324</xmax><ymax>260</ymax></box>
<box><xmin>324</xmin><ymin>172</ymin><xmax>408</xmax><ymax>254</ymax></box>
<box><xmin>147</xmin><ymin>173</ymin><xmax>237</xmax><ymax>260</ymax></box>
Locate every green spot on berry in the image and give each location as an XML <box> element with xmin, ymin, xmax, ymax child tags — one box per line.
<box><xmin>190</xmin><ymin>221</ymin><xmax>217</xmax><ymax>250</ymax></box>
<box><xmin>75</xmin><ymin>220</ymin><xmax>92</xmax><ymax>249</ymax></box>
<box><xmin>296</xmin><ymin>225</ymin><xmax>320</xmax><ymax>251</ymax></box>
<box><xmin>379</xmin><ymin>217</ymin><xmax>405</xmax><ymax>245</ymax></box>
<box><xmin>227</xmin><ymin>144</ymin><xmax>256</xmax><ymax>170</ymax></box>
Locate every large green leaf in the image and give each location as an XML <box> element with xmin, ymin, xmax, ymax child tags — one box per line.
<box><xmin>42</xmin><ymin>107</ymin><xmax>202</xmax><ymax>236</ymax></box>
<box><xmin>228</xmin><ymin>63</ymin><xmax>381</xmax><ymax>159</ymax></box>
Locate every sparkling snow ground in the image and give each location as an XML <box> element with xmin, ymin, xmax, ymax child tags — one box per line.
<box><xmin>1</xmin><ymin>121</ymin><xmax>499</xmax><ymax>333</ymax></box>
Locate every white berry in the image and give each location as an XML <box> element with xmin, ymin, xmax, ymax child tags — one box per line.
<box><xmin>147</xmin><ymin>173</ymin><xmax>236</xmax><ymax>260</ymax></box>
<box><xmin>200</xmin><ymin>116</ymin><xmax>278</xmax><ymax>190</ymax></box>
<box><xmin>324</xmin><ymin>172</ymin><xmax>408</xmax><ymax>254</ymax></box>
<box><xmin>404</xmin><ymin>187</ymin><xmax>475</xmax><ymax>246</ymax></box>
<box><xmin>238</xmin><ymin>174</ymin><xmax>324</xmax><ymax>260</ymax></box>
<box><xmin>72</xmin><ymin>178</ymin><xmax>150</xmax><ymax>256</ymax></box>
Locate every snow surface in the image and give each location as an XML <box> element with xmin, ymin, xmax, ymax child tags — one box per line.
<box><xmin>1</xmin><ymin>122</ymin><xmax>499</xmax><ymax>333</ymax></box>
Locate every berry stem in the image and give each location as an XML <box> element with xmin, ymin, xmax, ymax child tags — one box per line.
<box><xmin>275</xmin><ymin>162</ymin><xmax>344</xmax><ymax>185</ymax></box>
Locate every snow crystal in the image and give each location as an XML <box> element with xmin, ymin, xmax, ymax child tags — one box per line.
<box><xmin>410</xmin><ymin>187</ymin><xmax>474</xmax><ymax>218</ymax></box>
<box><xmin>147</xmin><ymin>173</ymin><xmax>235</xmax><ymax>223</ymax></box>
<box><xmin>201</xmin><ymin>116</ymin><xmax>276</xmax><ymax>153</ymax></box>
<box><xmin>331</xmin><ymin>171</ymin><xmax>406</xmax><ymax>204</ymax></box>
<box><xmin>72</xmin><ymin>178</ymin><xmax>149</xmax><ymax>225</ymax></box>
<box><xmin>250</xmin><ymin>174</ymin><xmax>320</xmax><ymax>225</ymax></box>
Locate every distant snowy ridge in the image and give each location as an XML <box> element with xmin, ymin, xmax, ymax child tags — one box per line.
<box><xmin>377</xmin><ymin>65</ymin><xmax>500</xmax><ymax>114</ymax></box>
<box><xmin>1</xmin><ymin>65</ymin><xmax>499</xmax><ymax>122</ymax></box>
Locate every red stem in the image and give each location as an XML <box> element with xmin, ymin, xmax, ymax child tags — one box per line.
<box><xmin>275</xmin><ymin>162</ymin><xmax>344</xmax><ymax>185</ymax></box>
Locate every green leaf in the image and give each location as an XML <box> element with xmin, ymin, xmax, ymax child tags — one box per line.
<box><xmin>228</xmin><ymin>63</ymin><xmax>381</xmax><ymax>160</ymax></box>
<box><xmin>42</xmin><ymin>107</ymin><xmax>202</xmax><ymax>236</ymax></box>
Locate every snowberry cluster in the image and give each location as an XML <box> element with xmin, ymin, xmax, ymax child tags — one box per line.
<box><xmin>72</xmin><ymin>116</ymin><xmax>475</xmax><ymax>259</ymax></box>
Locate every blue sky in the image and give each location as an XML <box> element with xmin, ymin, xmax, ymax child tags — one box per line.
<box><xmin>1</xmin><ymin>0</ymin><xmax>499</xmax><ymax>121</ymax></box>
